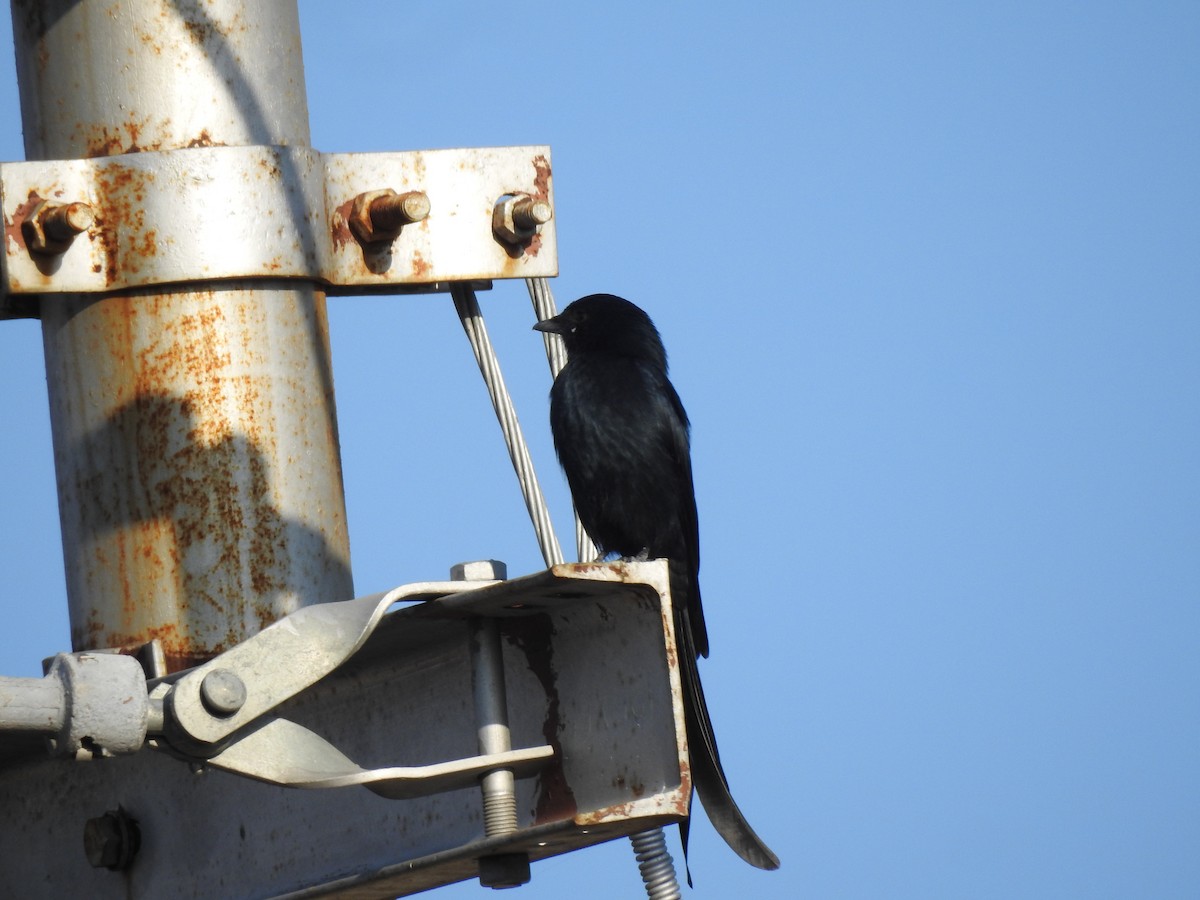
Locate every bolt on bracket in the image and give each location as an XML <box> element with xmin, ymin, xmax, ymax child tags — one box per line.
<box><xmin>22</xmin><ymin>200</ymin><xmax>94</xmax><ymax>255</ymax></box>
<box><xmin>0</xmin><ymin>144</ymin><xmax>556</xmax><ymax>308</ymax></box>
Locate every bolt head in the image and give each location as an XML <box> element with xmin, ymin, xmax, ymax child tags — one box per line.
<box><xmin>200</xmin><ymin>668</ymin><xmax>247</xmax><ymax>717</ymax></box>
<box><xmin>84</xmin><ymin>808</ymin><xmax>140</xmax><ymax>871</ymax></box>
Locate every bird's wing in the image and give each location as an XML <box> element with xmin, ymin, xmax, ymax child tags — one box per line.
<box><xmin>657</xmin><ymin>376</ymin><xmax>709</xmax><ymax>659</ymax></box>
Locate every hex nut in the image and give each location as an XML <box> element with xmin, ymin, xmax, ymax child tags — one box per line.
<box><xmin>478</xmin><ymin>852</ymin><xmax>531</xmax><ymax>889</ymax></box>
<box><xmin>23</xmin><ymin>201</ymin><xmax>94</xmax><ymax>255</ymax></box>
<box><xmin>84</xmin><ymin>808</ymin><xmax>140</xmax><ymax>871</ymax></box>
<box><xmin>348</xmin><ymin>189</ymin><xmax>429</xmax><ymax>245</ymax></box>
<box><xmin>450</xmin><ymin>560</ymin><xmax>508</xmax><ymax>581</ymax></box>
<box><xmin>492</xmin><ymin>194</ymin><xmax>553</xmax><ymax>246</ymax></box>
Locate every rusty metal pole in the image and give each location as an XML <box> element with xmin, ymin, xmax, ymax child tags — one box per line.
<box><xmin>11</xmin><ymin>0</ymin><xmax>353</xmax><ymax>671</ymax></box>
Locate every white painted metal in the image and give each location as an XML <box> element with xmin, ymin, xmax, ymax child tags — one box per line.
<box><xmin>10</xmin><ymin>0</ymin><xmax>354</xmax><ymax>669</ymax></box>
<box><xmin>0</xmin><ymin>145</ymin><xmax>557</xmax><ymax>297</ymax></box>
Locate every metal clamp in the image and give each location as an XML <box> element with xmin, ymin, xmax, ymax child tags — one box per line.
<box><xmin>156</xmin><ymin>577</ymin><xmax>555</xmax><ymax>797</ymax></box>
<box><xmin>0</xmin><ymin>144</ymin><xmax>556</xmax><ymax>305</ymax></box>
<box><xmin>0</xmin><ymin>577</ymin><xmax>556</xmax><ymax>801</ymax></box>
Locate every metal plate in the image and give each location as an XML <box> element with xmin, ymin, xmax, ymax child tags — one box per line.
<box><xmin>0</xmin><ymin>145</ymin><xmax>556</xmax><ymax>297</ymax></box>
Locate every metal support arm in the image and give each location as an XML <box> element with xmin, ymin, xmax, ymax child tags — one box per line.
<box><xmin>0</xmin><ymin>561</ymin><xmax>690</xmax><ymax>898</ymax></box>
<box><xmin>0</xmin><ymin>577</ymin><xmax>557</xmax><ymax>803</ymax></box>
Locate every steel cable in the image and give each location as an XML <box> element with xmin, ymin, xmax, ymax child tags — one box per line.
<box><xmin>526</xmin><ymin>277</ymin><xmax>598</xmax><ymax>564</ymax></box>
<box><xmin>451</xmin><ymin>282</ymin><xmax>564</xmax><ymax>569</ymax></box>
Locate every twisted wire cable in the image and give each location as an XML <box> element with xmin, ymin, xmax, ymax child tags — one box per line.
<box><xmin>526</xmin><ymin>277</ymin><xmax>598</xmax><ymax>564</ymax></box>
<box><xmin>451</xmin><ymin>282</ymin><xmax>564</xmax><ymax>568</ymax></box>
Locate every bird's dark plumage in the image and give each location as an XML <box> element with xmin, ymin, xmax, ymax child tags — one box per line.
<box><xmin>534</xmin><ymin>294</ymin><xmax>778</xmax><ymax>873</ymax></box>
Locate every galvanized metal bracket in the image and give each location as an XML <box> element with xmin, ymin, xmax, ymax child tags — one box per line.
<box><xmin>0</xmin><ymin>561</ymin><xmax>690</xmax><ymax>898</ymax></box>
<box><xmin>162</xmin><ymin>580</ymin><xmax>479</xmax><ymax>756</ymax></box>
<box><xmin>0</xmin><ymin>144</ymin><xmax>556</xmax><ymax>309</ymax></box>
<box><xmin>154</xmin><ymin>578</ymin><xmax>557</xmax><ymax>798</ymax></box>
<box><xmin>0</xmin><ymin>577</ymin><xmax>559</xmax><ymax>803</ymax></box>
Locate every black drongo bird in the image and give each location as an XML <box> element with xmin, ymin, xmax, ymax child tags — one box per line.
<box><xmin>534</xmin><ymin>294</ymin><xmax>779</xmax><ymax>873</ymax></box>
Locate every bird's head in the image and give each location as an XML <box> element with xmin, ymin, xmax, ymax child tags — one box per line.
<box><xmin>533</xmin><ymin>293</ymin><xmax>668</xmax><ymax>369</ymax></box>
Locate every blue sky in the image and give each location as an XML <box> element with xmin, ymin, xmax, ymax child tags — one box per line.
<box><xmin>1</xmin><ymin>2</ymin><xmax>1197</xmax><ymax>897</ymax></box>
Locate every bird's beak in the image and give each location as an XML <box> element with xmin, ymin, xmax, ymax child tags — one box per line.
<box><xmin>533</xmin><ymin>317</ymin><xmax>565</xmax><ymax>335</ymax></box>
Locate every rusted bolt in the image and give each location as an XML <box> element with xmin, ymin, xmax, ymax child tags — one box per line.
<box><xmin>512</xmin><ymin>197</ymin><xmax>553</xmax><ymax>230</ymax></box>
<box><xmin>348</xmin><ymin>188</ymin><xmax>430</xmax><ymax>245</ymax></box>
<box><xmin>24</xmin><ymin>200</ymin><xmax>95</xmax><ymax>255</ymax></box>
<box><xmin>199</xmin><ymin>668</ymin><xmax>247</xmax><ymax>717</ymax></box>
<box><xmin>83</xmin><ymin>807</ymin><xmax>140</xmax><ymax>871</ymax></box>
<box><xmin>371</xmin><ymin>190</ymin><xmax>430</xmax><ymax>229</ymax></box>
<box><xmin>492</xmin><ymin>194</ymin><xmax>553</xmax><ymax>246</ymax></box>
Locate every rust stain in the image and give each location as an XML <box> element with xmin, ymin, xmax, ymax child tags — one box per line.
<box><xmin>531</xmin><ymin>154</ymin><xmax>552</xmax><ymax>201</ymax></box>
<box><xmin>410</xmin><ymin>249</ymin><xmax>431</xmax><ymax>280</ymax></box>
<box><xmin>68</xmin><ymin>290</ymin><xmax>297</xmax><ymax>673</ymax></box>
<box><xmin>560</xmin><ymin>561</ymin><xmax>630</xmax><ymax>580</ymax></box>
<box><xmin>675</xmin><ymin>756</ymin><xmax>694</xmax><ymax>807</ymax></box>
<box><xmin>4</xmin><ymin>190</ymin><xmax>44</xmax><ymax>253</ymax></box>
<box><xmin>255</xmin><ymin>155</ymin><xmax>282</xmax><ymax>180</ymax></box>
<box><xmin>525</xmin><ymin>231</ymin><xmax>544</xmax><ymax>258</ymax></box>
<box><xmin>506</xmin><ymin>614</ymin><xmax>579</xmax><ymax>824</ymax></box>
<box><xmin>574</xmin><ymin>781</ymin><xmax>688</xmax><ymax>827</ymax></box>
<box><xmin>135</xmin><ymin>24</ymin><xmax>164</xmax><ymax>56</ymax></box>
<box><xmin>83</xmin><ymin>118</ymin><xmax>164</xmax><ymax>158</ymax></box>
<box><xmin>497</xmin><ymin>226</ymin><xmax>545</xmax><ymax>265</ymax></box>
<box><xmin>78</xmin><ymin>615</ymin><xmax>214</xmax><ymax>673</ymax></box>
<box><xmin>84</xmin><ymin>128</ymin><xmax>128</xmax><ymax>159</ymax></box>
<box><xmin>523</xmin><ymin>154</ymin><xmax>552</xmax><ymax>259</ymax></box>
<box><xmin>137</xmin><ymin>229</ymin><xmax>158</xmax><ymax>259</ymax></box>
<box><xmin>330</xmin><ymin>198</ymin><xmax>355</xmax><ymax>251</ymax></box>
<box><xmin>90</xmin><ymin>162</ymin><xmax>158</xmax><ymax>285</ymax></box>
<box><xmin>574</xmin><ymin>801</ymin><xmax>638</xmax><ymax>826</ymax></box>
<box><xmin>186</xmin><ymin>129</ymin><xmax>225</xmax><ymax>149</ymax></box>
<box><xmin>182</xmin><ymin>19</ymin><xmax>215</xmax><ymax>47</ymax></box>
